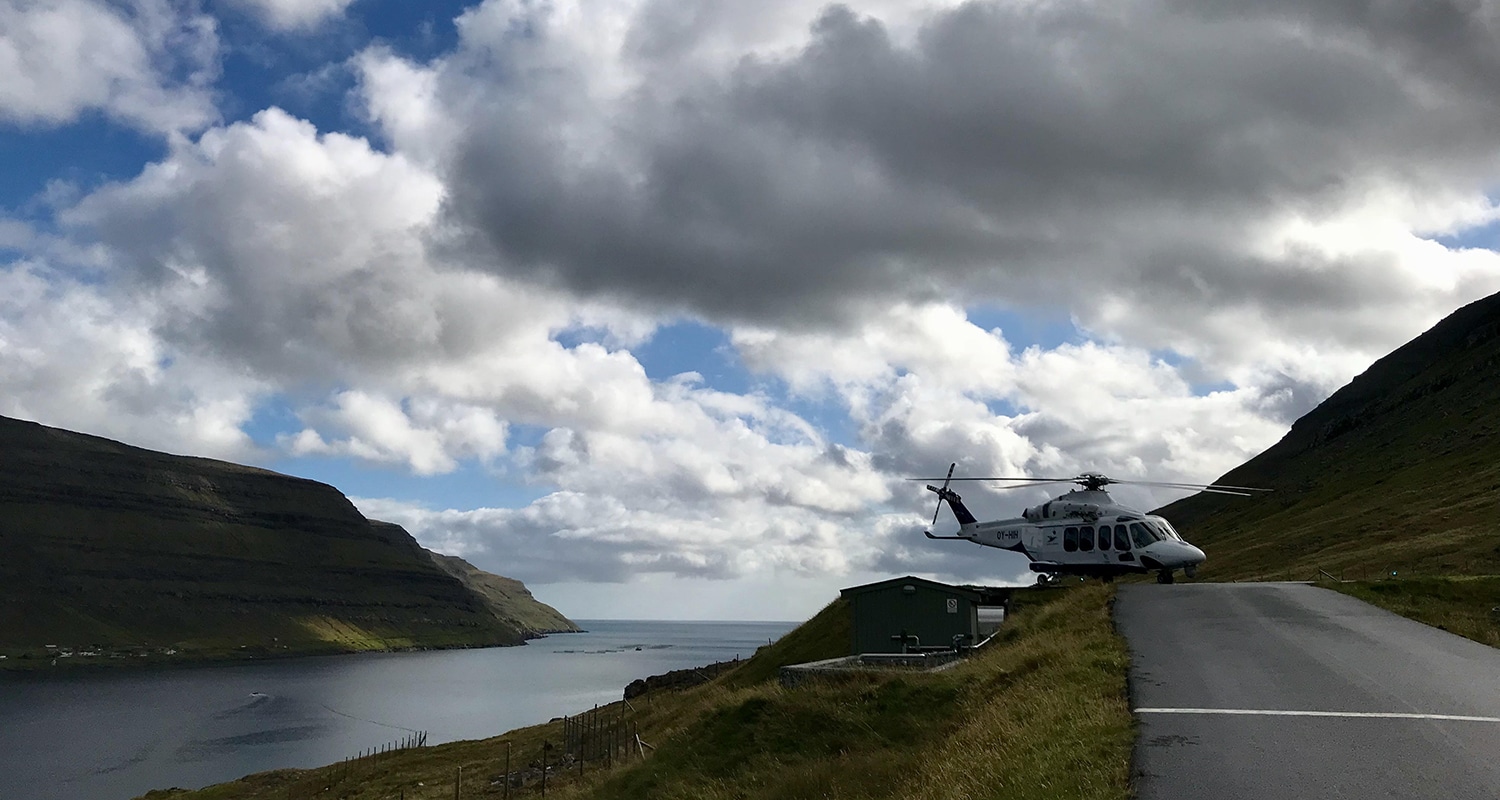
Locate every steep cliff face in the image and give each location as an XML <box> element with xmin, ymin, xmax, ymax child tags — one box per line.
<box><xmin>1157</xmin><ymin>291</ymin><xmax>1500</xmax><ymax>579</ymax></box>
<box><xmin>427</xmin><ymin>551</ymin><xmax>581</xmax><ymax>635</ymax></box>
<box><xmin>0</xmin><ymin>416</ymin><xmax>545</xmax><ymax>664</ymax></box>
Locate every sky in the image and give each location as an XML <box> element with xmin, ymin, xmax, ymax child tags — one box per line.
<box><xmin>5</xmin><ymin>0</ymin><xmax>1500</xmax><ymax>621</ymax></box>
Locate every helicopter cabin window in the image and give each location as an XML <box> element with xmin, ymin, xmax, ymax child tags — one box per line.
<box><xmin>1129</xmin><ymin>522</ymin><xmax>1158</xmax><ymax>549</ymax></box>
<box><xmin>1063</xmin><ymin>527</ymin><xmax>1078</xmax><ymax>552</ymax></box>
<box><xmin>1079</xmin><ymin>525</ymin><xmax>1094</xmax><ymax>551</ymax></box>
<box><xmin>1097</xmin><ymin>525</ymin><xmax>1111</xmax><ymax>550</ymax></box>
<box><xmin>1114</xmin><ymin>524</ymin><xmax>1130</xmax><ymax>551</ymax></box>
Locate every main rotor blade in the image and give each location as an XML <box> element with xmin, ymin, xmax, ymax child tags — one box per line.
<box><xmin>1109</xmin><ymin>479</ymin><xmax>1272</xmax><ymax>492</ymax></box>
<box><xmin>1195</xmin><ymin>487</ymin><xmax>1253</xmax><ymax>497</ymax></box>
<box><xmin>904</xmin><ymin>476</ymin><xmax>1076</xmax><ymax>483</ymax></box>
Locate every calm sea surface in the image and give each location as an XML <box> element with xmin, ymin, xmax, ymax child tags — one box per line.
<box><xmin>0</xmin><ymin>620</ymin><xmax>794</xmax><ymax>800</ymax></box>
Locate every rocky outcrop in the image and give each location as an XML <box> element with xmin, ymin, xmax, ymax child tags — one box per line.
<box><xmin>623</xmin><ymin>658</ymin><xmax>741</xmax><ymax>699</ymax></box>
<box><xmin>0</xmin><ymin>415</ymin><xmax>540</xmax><ymax>663</ymax></box>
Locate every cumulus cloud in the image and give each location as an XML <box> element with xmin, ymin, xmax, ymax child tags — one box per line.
<box><xmin>283</xmin><ymin>391</ymin><xmax>507</xmax><ymax>475</ymax></box>
<box><xmin>363</xmin><ymin>300</ymin><xmax>1296</xmax><ymax>591</ymax></box>
<box><xmin>0</xmin><ymin>0</ymin><xmax>218</xmax><ymax>134</ymax></box>
<box><xmin>0</xmin><ymin>259</ymin><xmax>264</xmax><ymax>458</ymax></box>
<box><xmin>227</xmin><ymin>0</ymin><xmax>359</xmax><ymax>31</ymax></box>
<box><xmin>66</xmin><ymin>107</ymin><xmax>539</xmax><ymax>385</ymax></box>
<box><xmin>734</xmin><ymin>305</ymin><xmax>1291</xmax><ymax>507</ymax></box>
<box><xmin>351</xmin><ymin>0</ymin><xmax>1500</xmax><ymax>371</ymax></box>
<box><xmin>10</xmin><ymin>0</ymin><xmax>1500</xmax><ymax>614</ymax></box>
<box><xmin>357</xmin><ymin>484</ymin><xmax>939</xmax><ymax>589</ymax></box>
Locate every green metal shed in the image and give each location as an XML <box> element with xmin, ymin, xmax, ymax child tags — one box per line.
<box><xmin>839</xmin><ymin>576</ymin><xmax>982</xmax><ymax>655</ymax></box>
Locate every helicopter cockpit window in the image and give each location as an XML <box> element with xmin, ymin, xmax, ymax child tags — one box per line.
<box><xmin>1079</xmin><ymin>525</ymin><xmax>1094</xmax><ymax>551</ymax></box>
<box><xmin>1114</xmin><ymin>525</ymin><xmax>1130</xmax><ymax>551</ymax></box>
<box><xmin>1129</xmin><ymin>522</ymin><xmax>1158</xmax><ymax>549</ymax></box>
<box><xmin>1158</xmin><ymin>520</ymin><xmax>1184</xmax><ymax>541</ymax></box>
<box><xmin>1149</xmin><ymin>521</ymin><xmax>1178</xmax><ymax>541</ymax></box>
<box><xmin>1063</xmin><ymin>527</ymin><xmax>1078</xmax><ymax>552</ymax></box>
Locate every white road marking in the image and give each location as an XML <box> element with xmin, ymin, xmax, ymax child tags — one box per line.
<box><xmin>1135</xmin><ymin>708</ymin><xmax>1500</xmax><ymax>723</ymax></box>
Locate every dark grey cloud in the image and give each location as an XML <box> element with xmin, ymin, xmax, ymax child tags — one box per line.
<box><xmin>1249</xmin><ymin>371</ymin><xmax>1330</xmax><ymax>424</ymax></box>
<box><xmin>1182</xmin><ymin>0</ymin><xmax>1500</xmax><ymax>99</ymax></box>
<box><xmin>439</xmin><ymin>0</ymin><xmax>1500</xmax><ymax>336</ymax></box>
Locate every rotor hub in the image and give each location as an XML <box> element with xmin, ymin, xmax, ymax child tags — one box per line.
<box><xmin>1075</xmin><ymin>472</ymin><xmax>1114</xmax><ymax>491</ymax></box>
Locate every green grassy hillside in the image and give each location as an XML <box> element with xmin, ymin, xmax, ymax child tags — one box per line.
<box><xmin>0</xmin><ymin>415</ymin><xmax>573</xmax><ymax>668</ymax></box>
<box><xmin>1326</xmin><ymin>576</ymin><xmax>1500</xmax><ymax>649</ymax></box>
<box><xmin>428</xmin><ymin>550</ymin><xmax>581</xmax><ymax>635</ymax></box>
<box><xmin>1157</xmin><ymin>290</ymin><xmax>1500</xmax><ymax>581</ymax></box>
<box><xmin>137</xmin><ymin>585</ymin><xmax>1132</xmax><ymax>800</ymax></box>
<box><xmin>718</xmin><ymin>598</ymin><xmax>852</xmax><ymax>688</ymax></box>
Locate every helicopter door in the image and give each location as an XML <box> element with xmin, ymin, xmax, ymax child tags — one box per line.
<box><xmin>1079</xmin><ymin>525</ymin><xmax>1110</xmax><ymax>566</ymax></box>
<box><xmin>1095</xmin><ymin>522</ymin><xmax>1112</xmax><ymax>563</ymax></box>
<box><xmin>1112</xmin><ymin>524</ymin><xmax>1135</xmax><ymax>563</ymax></box>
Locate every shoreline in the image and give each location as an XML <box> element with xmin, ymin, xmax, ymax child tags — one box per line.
<box><xmin>0</xmin><ymin>628</ymin><xmax>588</xmax><ymax>676</ymax></box>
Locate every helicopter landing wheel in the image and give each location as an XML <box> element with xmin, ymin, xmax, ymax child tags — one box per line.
<box><xmin>1156</xmin><ymin>570</ymin><xmax>1175</xmax><ymax>585</ymax></box>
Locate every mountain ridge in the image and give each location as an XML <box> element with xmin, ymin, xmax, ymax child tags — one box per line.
<box><xmin>1157</xmin><ymin>291</ymin><xmax>1500</xmax><ymax>579</ymax></box>
<box><xmin>0</xmin><ymin>414</ymin><xmax>576</xmax><ymax>667</ymax></box>
<box><xmin>426</xmin><ymin>549</ymin><xmax>581</xmax><ymax>635</ymax></box>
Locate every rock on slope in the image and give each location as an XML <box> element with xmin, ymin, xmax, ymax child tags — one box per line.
<box><xmin>1157</xmin><ymin>290</ymin><xmax>1500</xmax><ymax>580</ymax></box>
<box><xmin>0</xmin><ymin>415</ymin><xmax>574</xmax><ymax>663</ymax></box>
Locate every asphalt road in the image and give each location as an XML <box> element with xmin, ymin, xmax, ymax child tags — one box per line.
<box><xmin>1116</xmin><ymin>583</ymin><xmax>1500</xmax><ymax>799</ymax></box>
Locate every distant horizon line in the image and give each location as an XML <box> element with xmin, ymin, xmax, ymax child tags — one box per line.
<box><xmin>558</xmin><ymin>618</ymin><xmax>800</xmax><ymax>625</ymax></box>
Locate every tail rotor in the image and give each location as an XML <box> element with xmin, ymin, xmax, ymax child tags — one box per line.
<box><xmin>924</xmin><ymin>463</ymin><xmax>956</xmax><ymax>534</ymax></box>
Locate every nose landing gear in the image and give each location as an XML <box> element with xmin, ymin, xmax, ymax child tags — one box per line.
<box><xmin>1156</xmin><ymin>569</ymin><xmax>1175</xmax><ymax>585</ymax></box>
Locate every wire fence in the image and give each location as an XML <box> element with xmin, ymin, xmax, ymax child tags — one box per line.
<box><xmin>274</xmin><ymin>702</ymin><xmax>655</xmax><ymax>798</ymax></box>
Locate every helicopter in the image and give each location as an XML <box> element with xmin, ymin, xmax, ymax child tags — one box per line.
<box><xmin>909</xmin><ymin>465</ymin><xmax>1269</xmax><ymax>585</ymax></box>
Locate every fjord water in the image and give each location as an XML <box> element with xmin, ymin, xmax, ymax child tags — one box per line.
<box><xmin>0</xmin><ymin>620</ymin><xmax>793</xmax><ymax>800</ymax></box>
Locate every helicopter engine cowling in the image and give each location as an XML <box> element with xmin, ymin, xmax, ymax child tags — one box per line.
<box><xmin>1024</xmin><ymin>501</ymin><xmax>1103</xmax><ymax>521</ymax></box>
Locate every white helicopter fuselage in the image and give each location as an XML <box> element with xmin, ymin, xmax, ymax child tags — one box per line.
<box><xmin>932</xmin><ymin>488</ymin><xmax>1206</xmax><ymax>581</ymax></box>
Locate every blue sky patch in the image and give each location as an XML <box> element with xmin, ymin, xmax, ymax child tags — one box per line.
<box><xmin>0</xmin><ymin>118</ymin><xmax>162</xmax><ymax>214</ymax></box>
<box><xmin>633</xmin><ymin>320</ymin><xmax>751</xmax><ymax>395</ymax></box>
<box><xmin>1430</xmin><ymin>216</ymin><xmax>1500</xmax><ymax>251</ymax></box>
<box><xmin>265</xmin><ymin>452</ymin><xmax>549</xmax><ymax>511</ymax></box>
<box><xmin>965</xmin><ymin>304</ymin><xmax>1080</xmax><ymax>352</ymax></box>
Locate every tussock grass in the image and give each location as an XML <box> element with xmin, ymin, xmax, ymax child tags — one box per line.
<box><xmin>1327</xmin><ymin>575</ymin><xmax>1500</xmax><ymax>649</ymax></box>
<box><xmin>142</xmin><ymin>585</ymin><xmax>1132</xmax><ymax>800</ymax></box>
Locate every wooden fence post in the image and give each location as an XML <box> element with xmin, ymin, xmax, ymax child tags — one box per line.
<box><xmin>542</xmin><ymin>741</ymin><xmax>552</xmax><ymax>797</ymax></box>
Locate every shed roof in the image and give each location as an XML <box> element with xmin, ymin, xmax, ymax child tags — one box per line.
<box><xmin>839</xmin><ymin>575</ymin><xmax>983</xmax><ymax>601</ymax></box>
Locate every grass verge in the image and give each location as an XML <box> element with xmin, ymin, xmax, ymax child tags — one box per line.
<box><xmin>1326</xmin><ymin>575</ymin><xmax>1500</xmax><ymax>649</ymax></box>
<box><xmin>138</xmin><ymin>583</ymin><xmax>1132</xmax><ymax>800</ymax></box>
